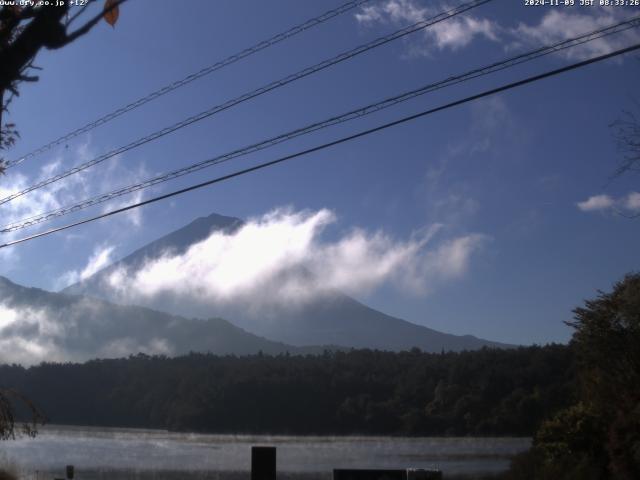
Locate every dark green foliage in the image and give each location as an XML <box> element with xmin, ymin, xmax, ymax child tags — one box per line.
<box><xmin>0</xmin><ymin>345</ymin><xmax>574</xmax><ymax>436</ymax></box>
<box><xmin>503</xmin><ymin>273</ymin><xmax>640</xmax><ymax>479</ymax></box>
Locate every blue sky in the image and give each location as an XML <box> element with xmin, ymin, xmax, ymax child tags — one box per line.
<box><xmin>1</xmin><ymin>0</ymin><xmax>640</xmax><ymax>346</ymax></box>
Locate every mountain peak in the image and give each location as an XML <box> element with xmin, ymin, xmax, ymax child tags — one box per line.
<box><xmin>130</xmin><ymin>211</ymin><xmax>243</xmax><ymax>258</ymax></box>
<box><xmin>64</xmin><ymin>213</ymin><xmax>514</xmax><ymax>352</ymax></box>
<box><xmin>206</xmin><ymin>212</ymin><xmax>241</xmax><ymax>222</ymax></box>
<box><xmin>62</xmin><ymin>212</ymin><xmax>244</xmax><ymax>295</ymax></box>
<box><xmin>188</xmin><ymin>212</ymin><xmax>242</xmax><ymax>228</ymax></box>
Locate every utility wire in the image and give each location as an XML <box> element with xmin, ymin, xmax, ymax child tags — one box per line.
<box><xmin>0</xmin><ymin>0</ymin><xmax>492</xmax><ymax>206</ymax></box>
<box><xmin>3</xmin><ymin>15</ymin><xmax>639</xmax><ymax>234</ymax></box>
<box><xmin>2</xmin><ymin>41</ymin><xmax>639</xmax><ymax>250</ymax></box>
<box><xmin>3</xmin><ymin>0</ymin><xmax>371</xmax><ymax>169</ymax></box>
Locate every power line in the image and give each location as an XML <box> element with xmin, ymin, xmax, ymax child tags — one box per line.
<box><xmin>3</xmin><ymin>0</ymin><xmax>371</xmax><ymax>169</ymax></box>
<box><xmin>3</xmin><ymin>41</ymin><xmax>638</xmax><ymax>250</ymax></box>
<box><xmin>3</xmin><ymin>14</ymin><xmax>639</xmax><ymax>234</ymax></box>
<box><xmin>0</xmin><ymin>0</ymin><xmax>493</xmax><ymax>206</ymax></box>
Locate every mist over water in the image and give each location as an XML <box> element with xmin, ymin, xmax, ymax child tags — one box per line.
<box><xmin>2</xmin><ymin>425</ymin><xmax>530</xmax><ymax>479</ymax></box>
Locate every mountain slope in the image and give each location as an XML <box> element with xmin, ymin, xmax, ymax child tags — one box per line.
<box><xmin>0</xmin><ymin>276</ymin><xmax>310</xmax><ymax>364</ymax></box>
<box><xmin>64</xmin><ymin>212</ymin><xmax>513</xmax><ymax>352</ymax></box>
<box><xmin>65</xmin><ymin>213</ymin><xmax>242</xmax><ymax>296</ymax></box>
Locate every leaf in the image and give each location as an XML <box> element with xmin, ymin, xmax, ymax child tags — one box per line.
<box><xmin>103</xmin><ymin>0</ymin><xmax>120</xmax><ymax>28</ymax></box>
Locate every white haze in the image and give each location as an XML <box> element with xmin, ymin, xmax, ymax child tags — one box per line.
<box><xmin>0</xmin><ymin>301</ymin><xmax>175</xmax><ymax>366</ymax></box>
<box><xmin>0</xmin><ymin>304</ymin><xmax>62</xmax><ymax>365</ymax></box>
<box><xmin>59</xmin><ymin>244</ymin><xmax>116</xmax><ymax>288</ymax></box>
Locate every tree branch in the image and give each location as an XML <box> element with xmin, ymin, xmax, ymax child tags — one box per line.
<box><xmin>63</xmin><ymin>0</ymin><xmax>128</xmax><ymax>46</ymax></box>
<box><xmin>65</xmin><ymin>0</ymin><xmax>96</xmax><ymax>27</ymax></box>
<box><xmin>0</xmin><ymin>0</ymin><xmax>129</xmax><ymax>92</ymax></box>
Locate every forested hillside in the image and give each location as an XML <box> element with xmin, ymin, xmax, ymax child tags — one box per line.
<box><xmin>1</xmin><ymin>345</ymin><xmax>574</xmax><ymax>436</ymax></box>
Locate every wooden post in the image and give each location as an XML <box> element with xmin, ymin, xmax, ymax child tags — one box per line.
<box><xmin>251</xmin><ymin>446</ymin><xmax>276</xmax><ymax>480</ymax></box>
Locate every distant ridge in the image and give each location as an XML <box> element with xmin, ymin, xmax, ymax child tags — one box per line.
<box><xmin>64</xmin><ymin>212</ymin><xmax>514</xmax><ymax>352</ymax></box>
<box><xmin>0</xmin><ymin>275</ymin><xmax>322</xmax><ymax>363</ymax></box>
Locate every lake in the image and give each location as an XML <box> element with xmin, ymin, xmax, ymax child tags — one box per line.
<box><xmin>0</xmin><ymin>425</ymin><xmax>530</xmax><ymax>479</ymax></box>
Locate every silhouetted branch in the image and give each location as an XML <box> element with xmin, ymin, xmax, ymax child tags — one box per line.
<box><xmin>0</xmin><ymin>0</ymin><xmax>127</xmax><ymax>156</ymax></box>
<box><xmin>64</xmin><ymin>0</ymin><xmax>127</xmax><ymax>45</ymax></box>
<box><xmin>66</xmin><ymin>0</ymin><xmax>96</xmax><ymax>27</ymax></box>
<box><xmin>0</xmin><ymin>388</ymin><xmax>46</xmax><ymax>440</ymax></box>
<box><xmin>610</xmin><ymin>98</ymin><xmax>640</xmax><ymax>178</ymax></box>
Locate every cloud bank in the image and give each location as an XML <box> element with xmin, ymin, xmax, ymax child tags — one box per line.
<box><xmin>0</xmin><ymin>208</ymin><xmax>489</xmax><ymax>364</ymax></box>
<box><xmin>512</xmin><ymin>8</ymin><xmax>640</xmax><ymax>60</ymax></box>
<box><xmin>0</xmin><ymin>300</ymin><xmax>175</xmax><ymax>366</ymax></box>
<box><xmin>355</xmin><ymin>1</ymin><xmax>639</xmax><ymax>60</ymax></box>
<box><xmin>0</xmin><ymin>304</ymin><xmax>62</xmax><ymax>365</ymax></box>
<box><xmin>355</xmin><ymin>0</ymin><xmax>498</xmax><ymax>52</ymax></box>
<box><xmin>104</xmin><ymin>208</ymin><xmax>487</xmax><ymax>308</ymax></box>
<box><xmin>59</xmin><ymin>244</ymin><xmax>116</xmax><ymax>288</ymax></box>
<box><xmin>577</xmin><ymin>192</ymin><xmax>640</xmax><ymax>214</ymax></box>
<box><xmin>0</xmin><ymin>142</ymin><xmax>148</xmax><ymax>264</ymax></box>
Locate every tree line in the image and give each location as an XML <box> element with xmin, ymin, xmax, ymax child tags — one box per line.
<box><xmin>0</xmin><ymin>344</ymin><xmax>575</xmax><ymax>437</ymax></box>
<box><xmin>3</xmin><ymin>273</ymin><xmax>638</xmax><ymax>478</ymax></box>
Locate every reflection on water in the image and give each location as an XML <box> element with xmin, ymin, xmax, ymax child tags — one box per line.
<box><xmin>1</xmin><ymin>425</ymin><xmax>530</xmax><ymax>479</ymax></box>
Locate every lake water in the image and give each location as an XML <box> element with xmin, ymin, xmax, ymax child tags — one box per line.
<box><xmin>0</xmin><ymin>425</ymin><xmax>530</xmax><ymax>479</ymax></box>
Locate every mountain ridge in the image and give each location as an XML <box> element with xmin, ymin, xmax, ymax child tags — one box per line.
<box><xmin>64</xmin><ymin>212</ymin><xmax>514</xmax><ymax>352</ymax></box>
<box><xmin>0</xmin><ymin>275</ymin><xmax>324</xmax><ymax>363</ymax></box>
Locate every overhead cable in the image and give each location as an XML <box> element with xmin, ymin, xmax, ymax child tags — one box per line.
<box><xmin>3</xmin><ymin>14</ymin><xmax>638</xmax><ymax>234</ymax></box>
<box><xmin>3</xmin><ymin>41</ymin><xmax>638</xmax><ymax>249</ymax></box>
<box><xmin>0</xmin><ymin>0</ymin><xmax>493</xmax><ymax>205</ymax></box>
<box><xmin>4</xmin><ymin>0</ymin><xmax>372</xmax><ymax>169</ymax></box>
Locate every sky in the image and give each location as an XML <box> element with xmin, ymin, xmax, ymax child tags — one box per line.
<box><xmin>1</xmin><ymin>0</ymin><xmax>640</xmax><ymax>346</ymax></box>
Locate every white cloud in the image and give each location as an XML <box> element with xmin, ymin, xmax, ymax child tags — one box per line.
<box><xmin>59</xmin><ymin>244</ymin><xmax>116</xmax><ymax>288</ymax></box>
<box><xmin>431</xmin><ymin>16</ymin><xmax>497</xmax><ymax>50</ymax></box>
<box><xmin>104</xmin><ymin>208</ymin><xmax>487</xmax><ymax>307</ymax></box>
<box><xmin>355</xmin><ymin>4</ymin><xmax>386</xmax><ymax>23</ymax></box>
<box><xmin>1</xmin><ymin>208</ymin><xmax>489</xmax><ymax>364</ymax></box>
<box><xmin>425</xmin><ymin>234</ymin><xmax>487</xmax><ymax>278</ymax></box>
<box><xmin>0</xmin><ymin>142</ymin><xmax>150</xmax><ymax>277</ymax></box>
<box><xmin>0</xmin><ymin>142</ymin><xmax>149</xmax><ymax>245</ymax></box>
<box><xmin>355</xmin><ymin>0</ymin><xmax>498</xmax><ymax>52</ymax></box>
<box><xmin>81</xmin><ymin>245</ymin><xmax>115</xmax><ymax>279</ymax></box>
<box><xmin>577</xmin><ymin>194</ymin><xmax>615</xmax><ymax>212</ymax></box>
<box><xmin>420</xmin><ymin>97</ymin><xmax>518</xmax><ymax>226</ymax></box>
<box><xmin>356</xmin><ymin>2</ymin><xmax>638</xmax><ymax>61</ymax></box>
<box><xmin>1</xmin><ymin>159</ymin><xmax>87</xmax><ymax>231</ymax></box>
<box><xmin>625</xmin><ymin>192</ymin><xmax>640</xmax><ymax>212</ymax></box>
<box><xmin>100</xmin><ymin>189</ymin><xmax>145</xmax><ymax>227</ymax></box>
<box><xmin>512</xmin><ymin>8</ymin><xmax>640</xmax><ymax>60</ymax></box>
<box><xmin>576</xmin><ymin>192</ymin><xmax>640</xmax><ymax>214</ymax></box>
<box><xmin>356</xmin><ymin>0</ymin><xmax>425</xmax><ymax>24</ymax></box>
<box><xmin>96</xmin><ymin>154</ymin><xmax>149</xmax><ymax>227</ymax></box>
<box><xmin>0</xmin><ymin>301</ymin><xmax>175</xmax><ymax>365</ymax></box>
<box><xmin>0</xmin><ymin>304</ymin><xmax>64</xmax><ymax>365</ymax></box>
